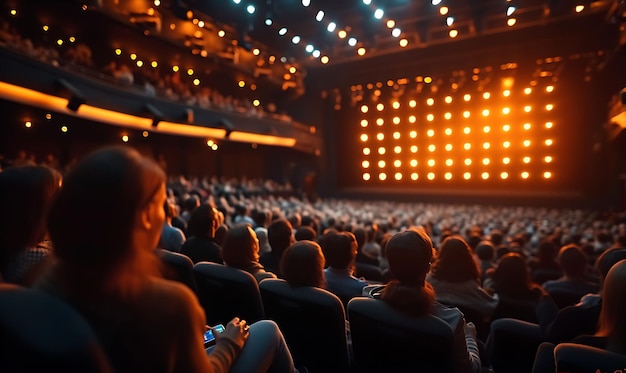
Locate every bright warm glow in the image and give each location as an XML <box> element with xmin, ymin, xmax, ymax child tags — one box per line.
<box><xmin>483</xmin><ymin>126</ymin><xmax>491</xmax><ymax>133</ymax></box>
<box><xmin>394</xmin><ymin>146</ymin><xmax>402</xmax><ymax>153</ymax></box>
<box><xmin>463</xmin><ymin>111</ymin><xmax>470</xmax><ymax>119</ymax></box>
<box><xmin>482</xmin><ymin>158</ymin><xmax>490</xmax><ymax>165</ymax></box>
<box><xmin>546</xmin><ymin>104</ymin><xmax>554</xmax><ymax>111</ymax></box>
<box><xmin>25</xmin><ymin>121</ymin><xmax>32</xmax><ymax>128</ymax></box>
<box><xmin>464</xmin><ymin>143</ymin><xmax>471</xmax><ymax>150</ymax></box>
<box><xmin>483</xmin><ymin>142</ymin><xmax>490</xmax><ymax>150</ymax></box>
<box><xmin>409</xmin><ymin>99</ymin><xmax>417</xmax><ymax>108</ymax></box>
<box><xmin>444</xmin><ymin>172</ymin><xmax>452</xmax><ymax>180</ymax></box>
<box><xmin>445</xmin><ymin>96</ymin><xmax>453</xmax><ymax>103</ymax></box>
<box><xmin>444</xmin><ymin>128</ymin><xmax>452</xmax><ymax>136</ymax></box>
<box><xmin>362</xmin><ymin>160</ymin><xmax>370</xmax><ymax>168</ymax></box>
<box><xmin>61</xmin><ymin>125</ymin><xmax>68</xmax><ymax>133</ymax></box>
<box><xmin>503</xmin><ymin>157</ymin><xmax>511</xmax><ymax>165</ymax></box>
<box><xmin>363</xmin><ymin>173</ymin><xmax>371</xmax><ymax>181</ymax></box>
<box><xmin>428</xmin><ymin>159</ymin><xmax>435</xmax><ymax>167</ymax></box>
<box><xmin>409</xmin><ymin>115</ymin><xmax>416</xmax><ymax>123</ymax></box>
<box><xmin>445</xmin><ymin>144</ymin><xmax>453</xmax><ymax>151</ymax></box>
<box><xmin>503</xmin><ymin>90</ymin><xmax>511</xmax><ymax>97</ymax></box>
<box><xmin>546</xmin><ymin>85</ymin><xmax>554</xmax><ymax>93</ymax></box>
<box><xmin>427</xmin><ymin>129</ymin><xmax>435</xmax><ymax>137</ymax></box>
<box><xmin>358</xmin><ymin>47</ymin><xmax>366</xmax><ymax>56</ymax></box>
<box><xmin>410</xmin><ymin>159</ymin><xmax>418</xmax><ymax>167</ymax></box>
<box><xmin>444</xmin><ymin>112</ymin><xmax>452</xmax><ymax>120</ymax></box>
<box><xmin>507</xmin><ymin>18</ymin><xmax>517</xmax><ymax>27</ymax></box>
<box><xmin>483</xmin><ymin>92</ymin><xmax>491</xmax><ymax>99</ymax></box>
<box><xmin>377</xmin><ymin>133</ymin><xmax>385</xmax><ymax>141</ymax></box>
<box><xmin>427</xmin><ymin>172</ymin><xmax>435</xmax><ymax>180</ymax></box>
<box><xmin>545</xmin><ymin>139</ymin><xmax>553</xmax><ymax>146</ymax></box>
<box><xmin>360</xmin><ymin>120</ymin><xmax>368</xmax><ymax>128</ymax></box>
<box><xmin>524</xmin><ymin>87</ymin><xmax>532</xmax><ymax>95</ymax></box>
<box><xmin>379</xmin><ymin>173</ymin><xmax>387</xmax><ymax>181</ymax></box>
<box><xmin>393</xmin><ymin>132</ymin><xmax>401</xmax><ymax>139</ymax></box>
<box><xmin>523</xmin><ymin>156</ymin><xmax>531</xmax><ymax>164</ymax></box>
<box><xmin>503</xmin><ymin>124</ymin><xmax>511</xmax><ymax>132</ymax></box>
<box><xmin>502</xmin><ymin>107</ymin><xmax>510</xmax><ymax>115</ymax></box>
<box><xmin>411</xmin><ymin>173</ymin><xmax>418</xmax><ymax>180</ymax></box>
<box><xmin>523</xmin><ymin>123</ymin><xmax>531</xmax><ymax>130</ymax></box>
<box><xmin>392</xmin><ymin>101</ymin><xmax>400</xmax><ymax>109</ymax></box>
<box><xmin>395</xmin><ymin>173</ymin><xmax>402</xmax><ymax>181</ymax></box>
<box><xmin>427</xmin><ymin>98</ymin><xmax>435</xmax><ymax>106</ymax></box>
<box><xmin>393</xmin><ymin>117</ymin><xmax>400</xmax><ymax>124</ymax></box>
<box><xmin>463</xmin><ymin>172</ymin><xmax>471</xmax><ymax>180</ymax></box>
<box><xmin>172</xmin><ymin>65</ymin><xmax>180</xmax><ymax>72</ymax></box>
<box><xmin>449</xmin><ymin>29</ymin><xmax>458</xmax><ymax>38</ymax></box>
<box><xmin>544</xmin><ymin>156</ymin><xmax>553</xmax><ymax>163</ymax></box>
<box><xmin>376</xmin><ymin>118</ymin><xmax>384</xmax><ymax>126</ymax></box>
<box><xmin>377</xmin><ymin>103</ymin><xmax>385</xmax><ymax>111</ymax></box>
<box><xmin>482</xmin><ymin>109</ymin><xmax>490</xmax><ymax>117</ymax></box>
<box><xmin>378</xmin><ymin>147</ymin><xmax>386</xmax><ymax>155</ymax></box>
<box><xmin>378</xmin><ymin>160</ymin><xmax>386</xmax><ymax>168</ymax></box>
<box><xmin>544</xmin><ymin>171</ymin><xmax>552</xmax><ymax>179</ymax></box>
<box><xmin>524</xmin><ymin>105</ymin><xmax>532</xmax><ymax>112</ymax></box>
<box><xmin>440</xmin><ymin>6</ymin><xmax>449</xmax><ymax>15</ymax></box>
<box><xmin>521</xmin><ymin>171</ymin><xmax>530</xmax><ymax>179</ymax></box>
<box><xmin>545</xmin><ymin>121</ymin><xmax>554</xmax><ymax>129</ymax></box>
<box><xmin>428</xmin><ymin>144</ymin><xmax>436</xmax><ymax>152</ymax></box>
<box><xmin>424</xmin><ymin>76</ymin><xmax>433</xmax><ymax>84</ymax></box>
<box><xmin>481</xmin><ymin>172</ymin><xmax>489</xmax><ymax>180</ymax></box>
<box><xmin>523</xmin><ymin>140</ymin><xmax>531</xmax><ymax>147</ymax></box>
<box><xmin>360</xmin><ymin>134</ymin><xmax>368</xmax><ymax>142</ymax></box>
<box><xmin>410</xmin><ymin>145</ymin><xmax>418</xmax><ymax>153</ymax></box>
<box><xmin>409</xmin><ymin>130</ymin><xmax>417</xmax><ymax>138</ymax></box>
<box><xmin>464</xmin><ymin>158</ymin><xmax>472</xmax><ymax>166</ymax></box>
<box><xmin>321</xmin><ymin>56</ymin><xmax>330</xmax><ymax>64</ymax></box>
<box><xmin>121</xmin><ymin>135</ymin><xmax>129</xmax><ymax>142</ymax></box>
<box><xmin>130</xmin><ymin>53</ymin><xmax>137</xmax><ymax>60</ymax></box>
<box><xmin>503</xmin><ymin>141</ymin><xmax>511</xmax><ymax>148</ymax></box>
<box><xmin>361</xmin><ymin>105</ymin><xmax>369</xmax><ymax>113</ymax></box>
<box><xmin>445</xmin><ymin>159</ymin><xmax>453</xmax><ymax>166</ymax></box>
<box><xmin>363</xmin><ymin>148</ymin><xmax>371</xmax><ymax>155</ymax></box>
<box><xmin>464</xmin><ymin>94</ymin><xmax>471</xmax><ymax>102</ymax></box>
<box><xmin>394</xmin><ymin>160</ymin><xmax>402</xmax><ymax>167</ymax></box>
<box><xmin>575</xmin><ymin>5</ymin><xmax>584</xmax><ymax>12</ymax></box>
<box><xmin>501</xmin><ymin>172</ymin><xmax>509</xmax><ymax>179</ymax></box>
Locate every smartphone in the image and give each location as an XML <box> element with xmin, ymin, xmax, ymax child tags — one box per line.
<box><xmin>203</xmin><ymin>324</ymin><xmax>225</xmax><ymax>347</ymax></box>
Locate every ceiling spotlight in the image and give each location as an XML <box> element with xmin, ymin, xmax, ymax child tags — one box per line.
<box><xmin>348</xmin><ymin>37</ymin><xmax>357</xmax><ymax>46</ymax></box>
<box><xmin>291</xmin><ymin>35</ymin><xmax>301</xmax><ymax>44</ymax></box>
<box><xmin>316</xmin><ymin>10</ymin><xmax>324</xmax><ymax>21</ymax></box>
<box><xmin>446</xmin><ymin>16</ymin><xmax>454</xmax><ymax>26</ymax></box>
<box><xmin>432</xmin><ymin>0</ymin><xmax>442</xmax><ymax>5</ymax></box>
<box><xmin>391</xmin><ymin>28</ymin><xmax>401</xmax><ymax>37</ymax></box>
<box><xmin>305</xmin><ymin>44</ymin><xmax>314</xmax><ymax>53</ymax></box>
<box><xmin>312</xmin><ymin>50</ymin><xmax>321</xmax><ymax>58</ymax></box>
<box><xmin>246</xmin><ymin>5</ymin><xmax>255</xmax><ymax>14</ymax></box>
<box><xmin>327</xmin><ymin>22</ymin><xmax>336</xmax><ymax>32</ymax></box>
<box><xmin>301</xmin><ymin>0</ymin><xmax>311</xmax><ymax>6</ymax></box>
<box><xmin>233</xmin><ymin>0</ymin><xmax>241</xmax><ymax>4</ymax></box>
<box><xmin>374</xmin><ymin>9</ymin><xmax>384</xmax><ymax>19</ymax></box>
<box><xmin>265</xmin><ymin>18</ymin><xmax>272</xmax><ymax>26</ymax></box>
<box><xmin>279</xmin><ymin>27</ymin><xmax>287</xmax><ymax>35</ymax></box>
<box><xmin>363</xmin><ymin>0</ymin><xmax>372</xmax><ymax>4</ymax></box>
<box><xmin>507</xmin><ymin>6</ymin><xmax>516</xmax><ymax>16</ymax></box>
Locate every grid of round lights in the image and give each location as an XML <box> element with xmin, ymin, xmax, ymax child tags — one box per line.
<box><xmin>358</xmin><ymin>72</ymin><xmax>556</xmax><ymax>184</ymax></box>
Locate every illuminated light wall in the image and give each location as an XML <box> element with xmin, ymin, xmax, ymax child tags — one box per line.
<box><xmin>354</xmin><ymin>67</ymin><xmax>559</xmax><ymax>186</ymax></box>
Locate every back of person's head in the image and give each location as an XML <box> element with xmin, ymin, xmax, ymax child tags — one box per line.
<box><xmin>300</xmin><ymin>215</ymin><xmax>317</xmax><ymax>234</ymax></box>
<box><xmin>558</xmin><ymin>244</ymin><xmax>588</xmax><ymax>279</ymax></box>
<box><xmin>295</xmin><ymin>226</ymin><xmax>316</xmax><ymax>242</ymax></box>
<box><xmin>352</xmin><ymin>227</ymin><xmax>366</xmax><ymax>252</ymax></box>
<box><xmin>467</xmin><ymin>234</ymin><xmax>482</xmax><ymax>251</ymax></box>
<box><xmin>48</xmin><ymin>146</ymin><xmax>164</xmax><ymax>289</ymax></box>
<box><xmin>381</xmin><ymin>227</ymin><xmax>436</xmax><ymax>317</ymax></box>
<box><xmin>537</xmin><ymin>240</ymin><xmax>558</xmax><ymax>261</ymax></box>
<box><xmin>320</xmin><ymin>231</ymin><xmax>357</xmax><ymax>270</ymax></box>
<box><xmin>186</xmin><ymin>203</ymin><xmax>217</xmax><ymax>238</ymax></box>
<box><xmin>287</xmin><ymin>213</ymin><xmax>301</xmax><ymax>229</ymax></box>
<box><xmin>492</xmin><ymin>253</ymin><xmax>532</xmax><ymax>296</ymax></box>
<box><xmin>268</xmin><ymin>219</ymin><xmax>294</xmax><ymax>255</ymax></box>
<box><xmin>182</xmin><ymin>195</ymin><xmax>199</xmax><ymax>212</ymax></box>
<box><xmin>597</xmin><ymin>259</ymin><xmax>626</xmax><ymax>353</ymax></box>
<box><xmin>0</xmin><ymin>165</ymin><xmax>60</xmax><ymax>257</ymax></box>
<box><xmin>251</xmin><ymin>209</ymin><xmax>268</xmax><ymax>228</ymax></box>
<box><xmin>222</xmin><ymin>223</ymin><xmax>258</xmax><ymax>269</ymax></box>
<box><xmin>431</xmin><ymin>235</ymin><xmax>480</xmax><ymax>283</ymax></box>
<box><xmin>475</xmin><ymin>241</ymin><xmax>495</xmax><ymax>261</ymax></box>
<box><xmin>280</xmin><ymin>240</ymin><xmax>325</xmax><ymax>288</ymax></box>
<box><xmin>596</xmin><ymin>248</ymin><xmax>626</xmax><ymax>280</ymax></box>
<box><xmin>489</xmin><ymin>229</ymin><xmax>504</xmax><ymax>246</ymax></box>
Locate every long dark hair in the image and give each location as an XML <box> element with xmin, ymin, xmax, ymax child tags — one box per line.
<box><xmin>431</xmin><ymin>235</ymin><xmax>480</xmax><ymax>283</ymax></box>
<box><xmin>281</xmin><ymin>240</ymin><xmax>326</xmax><ymax>288</ymax></box>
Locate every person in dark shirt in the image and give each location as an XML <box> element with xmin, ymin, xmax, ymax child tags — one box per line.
<box><xmin>181</xmin><ymin>204</ymin><xmax>223</xmax><ymax>264</ymax></box>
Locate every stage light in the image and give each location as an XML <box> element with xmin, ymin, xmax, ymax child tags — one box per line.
<box><xmin>410</xmin><ymin>159</ymin><xmax>418</xmax><ymax>167</ymax></box>
<box><xmin>349</xmin><ymin>38</ymin><xmax>358</xmax><ymax>46</ymax></box>
<box><xmin>524</xmin><ymin>87</ymin><xmax>532</xmax><ymax>95</ymax></box>
<box><xmin>409</xmin><ymin>115</ymin><xmax>416</xmax><ymax>123</ymax></box>
<box><xmin>444</xmin><ymin>112</ymin><xmax>452</xmax><ymax>120</ymax></box>
<box><xmin>428</xmin><ymin>144</ymin><xmax>436</xmax><ymax>152</ymax></box>
<box><xmin>507</xmin><ymin>18</ymin><xmax>516</xmax><ymax>26</ymax></box>
<box><xmin>503</xmin><ymin>141</ymin><xmax>511</xmax><ymax>148</ymax></box>
<box><xmin>427</xmin><ymin>129</ymin><xmax>435</xmax><ymax>137</ymax></box>
<box><xmin>363</xmin><ymin>148</ymin><xmax>371</xmax><ymax>155</ymax></box>
<box><xmin>464</xmin><ymin>94</ymin><xmax>471</xmax><ymax>101</ymax></box>
<box><xmin>445</xmin><ymin>96</ymin><xmax>452</xmax><ymax>103</ymax></box>
<box><xmin>483</xmin><ymin>92</ymin><xmax>491</xmax><ymax>99</ymax></box>
<box><xmin>523</xmin><ymin>156</ymin><xmax>531</xmax><ymax>164</ymax></box>
<box><xmin>374</xmin><ymin>9</ymin><xmax>384</xmax><ymax>19</ymax></box>
<box><xmin>503</xmin><ymin>90</ymin><xmax>511</xmax><ymax>97</ymax></box>
<box><xmin>25</xmin><ymin>121</ymin><xmax>32</xmax><ymax>128</ymax></box>
<box><xmin>524</xmin><ymin>105</ymin><xmax>532</xmax><ymax>112</ymax></box>
<box><xmin>449</xmin><ymin>29</ymin><xmax>458</xmax><ymax>38</ymax></box>
<box><xmin>543</xmin><ymin>171</ymin><xmax>552</xmax><ymax>179</ymax></box>
<box><xmin>546</xmin><ymin>85</ymin><xmax>554</xmax><ymax>93</ymax></box>
<box><xmin>544</xmin><ymin>156</ymin><xmax>553</xmax><ymax>163</ymax></box>
<box><xmin>362</xmin><ymin>160</ymin><xmax>370</xmax><ymax>168</ymax></box>
<box><xmin>376</xmin><ymin>133</ymin><xmax>384</xmax><ymax>141</ymax></box>
<box><xmin>482</xmin><ymin>172</ymin><xmax>489</xmax><ymax>180</ymax></box>
<box><xmin>394</xmin><ymin>146</ymin><xmax>402</xmax><ymax>153</ymax></box>
<box><xmin>394</xmin><ymin>160</ymin><xmax>402</xmax><ymax>167</ymax></box>
<box><xmin>545</xmin><ymin>122</ymin><xmax>553</xmax><ymax>129</ymax></box>
<box><xmin>395</xmin><ymin>173</ymin><xmax>402</xmax><ymax>181</ymax></box>
<box><xmin>361</xmin><ymin>105</ymin><xmax>369</xmax><ymax>113</ymax></box>
<box><xmin>523</xmin><ymin>123</ymin><xmax>531</xmax><ymax>130</ymax></box>
<box><xmin>360</xmin><ymin>119</ymin><xmax>368</xmax><ymax>127</ymax></box>
<box><xmin>502</xmin><ymin>107</ymin><xmax>511</xmax><ymax>115</ymax></box>
<box><xmin>545</xmin><ymin>139</ymin><xmax>553</xmax><ymax>146</ymax></box>
<box><xmin>378</xmin><ymin>147</ymin><xmax>386</xmax><ymax>154</ymax></box>
<box><xmin>444</xmin><ymin>128</ymin><xmax>452</xmax><ymax>135</ymax></box>
<box><xmin>445</xmin><ymin>144</ymin><xmax>453</xmax><ymax>151</ymax></box>
<box><xmin>483</xmin><ymin>158</ymin><xmax>490</xmax><ymax>165</ymax></box>
<box><xmin>377</xmin><ymin>103</ymin><xmax>384</xmax><ymax>111</ymax></box>
<box><xmin>410</xmin><ymin>145</ymin><xmax>418</xmax><ymax>153</ymax></box>
<box><xmin>440</xmin><ymin>6</ymin><xmax>449</xmax><ymax>15</ymax></box>
<box><xmin>409</xmin><ymin>100</ymin><xmax>417</xmax><ymax>107</ymax></box>
<box><xmin>483</xmin><ymin>142</ymin><xmax>491</xmax><ymax>149</ymax></box>
<box><xmin>378</xmin><ymin>160</ymin><xmax>386</xmax><ymax>168</ymax></box>
<box><xmin>393</xmin><ymin>132</ymin><xmax>401</xmax><ymax>139</ymax></box>
<box><xmin>363</xmin><ymin>173</ymin><xmax>371</xmax><ymax>181</ymax></box>
<box><xmin>427</xmin><ymin>173</ymin><xmax>435</xmax><ymax>180</ymax></box>
<box><xmin>482</xmin><ymin>109</ymin><xmax>490</xmax><ymax>117</ymax></box>
<box><xmin>464</xmin><ymin>158</ymin><xmax>472</xmax><ymax>166</ymax></box>
<box><xmin>427</xmin><ymin>98</ymin><xmax>434</xmax><ymax>106</ymax></box>
<box><xmin>428</xmin><ymin>159</ymin><xmax>435</xmax><ymax>166</ymax></box>
<box><xmin>409</xmin><ymin>130</ymin><xmax>417</xmax><ymax>138</ymax></box>
<box><xmin>503</xmin><ymin>157</ymin><xmax>511</xmax><ymax>164</ymax></box>
<box><xmin>521</xmin><ymin>171</ymin><xmax>529</xmax><ymax>179</ymax></box>
<box><xmin>360</xmin><ymin>134</ymin><xmax>368</xmax><ymax>142</ymax></box>
<box><xmin>376</xmin><ymin>118</ymin><xmax>384</xmax><ymax>125</ymax></box>
<box><xmin>379</xmin><ymin>173</ymin><xmax>387</xmax><ymax>181</ymax></box>
<box><xmin>500</xmin><ymin>171</ymin><xmax>509</xmax><ymax>180</ymax></box>
<box><xmin>545</xmin><ymin>104</ymin><xmax>554</xmax><ymax>111</ymax></box>
<box><xmin>445</xmin><ymin>159</ymin><xmax>453</xmax><ymax>166</ymax></box>
<box><xmin>187</xmin><ymin>68</ymin><xmax>194</xmax><ymax>75</ymax></box>
<box><xmin>392</xmin><ymin>28</ymin><xmax>401</xmax><ymax>37</ymax></box>
<box><xmin>464</xmin><ymin>172</ymin><xmax>471</xmax><ymax>180</ymax></box>
<box><xmin>121</xmin><ymin>135</ymin><xmax>129</xmax><ymax>143</ymax></box>
<box><xmin>411</xmin><ymin>173</ymin><xmax>418</xmax><ymax>180</ymax></box>
<box><xmin>463</xmin><ymin>111</ymin><xmax>470</xmax><ymax>118</ymax></box>
<box><xmin>523</xmin><ymin>140</ymin><xmax>531</xmax><ymax>147</ymax></box>
<box><xmin>393</xmin><ymin>117</ymin><xmax>400</xmax><ymax>124</ymax></box>
<box><xmin>445</xmin><ymin>172</ymin><xmax>452</xmax><ymax>180</ymax></box>
<box><xmin>392</xmin><ymin>101</ymin><xmax>400</xmax><ymax>109</ymax></box>
<box><xmin>61</xmin><ymin>125</ymin><xmax>68</xmax><ymax>133</ymax></box>
<box><xmin>503</xmin><ymin>124</ymin><xmax>511</xmax><ymax>132</ymax></box>
<box><xmin>316</xmin><ymin>10</ymin><xmax>324</xmax><ymax>21</ymax></box>
<box><xmin>327</xmin><ymin>22</ymin><xmax>336</xmax><ymax>32</ymax></box>
<box><xmin>464</xmin><ymin>143</ymin><xmax>471</xmax><ymax>150</ymax></box>
<box><xmin>483</xmin><ymin>126</ymin><xmax>491</xmax><ymax>133</ymax></box>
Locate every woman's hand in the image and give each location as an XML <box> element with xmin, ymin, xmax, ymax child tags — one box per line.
<box><xmin>214</xmin><ymin>317</ymin><xmax>250</xmax><ymax>350</ymax></box>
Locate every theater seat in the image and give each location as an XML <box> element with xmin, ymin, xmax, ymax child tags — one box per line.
<box><xmin>259</xmin><ymin>279</ymin><xmax>350</xmax><ymax>373</ymax></box>
<box><xmin>347</xmin><ymin>297</ymin><xmax>455</xmax><ymax>373</ymax></box>
<box><xmin>192</xmin><ymin>262</ymin><xmax>265</xmax><ymax>326</ymax></box>
<box><xmin>157</xmin><ymin>249</ymin><xmax>197</xmax><ymax>293</ymax></box>
<box><xmin>555</xmin><ymin>343</ymin><xmax>626</xmax><ymax>372</ymax></box>
<box><xmin>0</xmin><ymin>284</ymin><xmax>112</xmax><ymax>373</ymax></box>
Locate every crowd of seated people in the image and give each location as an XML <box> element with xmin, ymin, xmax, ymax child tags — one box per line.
<box><xmin>0</xmin><ymin>17</ymin><xmax>291</xmax><ymax>121</ymax></box>
<box><xmin>2</xmin><ymin>145</ymin><xmax>626</xmax><ymax>372</ymax></box>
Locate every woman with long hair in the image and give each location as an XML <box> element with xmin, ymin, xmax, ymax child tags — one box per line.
<box><xmin>281</xmin><ymin>240</ymin><xmax>326</xmax><ymax>289</ymax></box>
<box><xmin>222</xmin><ymin>223</ymin><xmax>276</xmax><ymax>282</ymax></box>
<box><xmin>37</xmin><ymin>146</ymin><xmax>295</xmax><ymax>373</ymax></box>
<box><xmin>597</xmin><ymin>258</ymin><xmax>626</xmax><ymax>354</ymax></box>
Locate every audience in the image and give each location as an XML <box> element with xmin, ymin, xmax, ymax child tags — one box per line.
<box><xmin>261</xmin><ymin>219</ymin><xmax>295</xmax><ymax>278</ymax></box>
<box><xmin>159</xmin><ymin>200</ymin><xmax>186</xmax><ymax>253</ymax></box>
<box><xmin>181</xmin><ymin>204</ymin><xmax>223</xmax><ymax>264</ymax></box>
<box><xmin>280</xmin><ymin>240</ymin><xmax>326</xmax><ymax>289</ymax></box>
<box><xmin>320</xmin><ymin>231</ymin><xmax>368</xmax><ymax>304</ymax></box>
<box><xmin>222</xmin><ymin>223</ymin><xmax>276</xmax><ymax>283</ymax></box>
<box><xmin>35</xmin><ymin>146</ymin><xmax>296</xmax><ymax>373</ymax></box>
